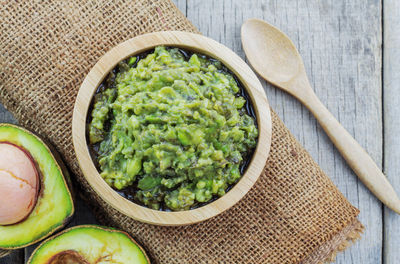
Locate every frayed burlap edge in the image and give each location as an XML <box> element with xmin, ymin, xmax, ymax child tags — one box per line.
<box><xmin>302</xmin><ymin>219</ymin><xmax>364</xmax><ymax>264</ymax></box>
<box><xmin>0</xmin><ymin>250</ymin><xmax>11</xmax><ymax>258</ymax></box>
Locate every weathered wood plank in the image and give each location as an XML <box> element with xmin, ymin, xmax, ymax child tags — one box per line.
<box><xmin>0</xmin><ymin>250</ymin><xmax>24</xmax><ymax>264</ymax></box>
<box><xmin>173</xmin><ymin>0</ymin><xmax>186</xmax><ymax>16</ymax></box>
<box><xmin>0</xmin><ymin>104</ymin><xmax>17</xmax><ymax>124</ymax></box>
<box><xmin>0</xmin><ymin>1</ymin><xmax>387</xmax><ymax>263</ymax></box>
<box><xmin>174</xmin><ymin>0</ymin><xmax>383</xmax><ymax>263</ymax></box>
<box><xmin>383</xmin><ymin>0</ymin><xmax>400</xmax><ymax>263</ymax></box>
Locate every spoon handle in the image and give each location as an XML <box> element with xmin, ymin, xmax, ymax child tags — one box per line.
<box><xmin>302</xmin><ymin>89</ymin><xmax>400</xmax><ymax>214</ymax></box>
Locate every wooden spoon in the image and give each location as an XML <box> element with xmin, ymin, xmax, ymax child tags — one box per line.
<box><xmin>241</xmin><ymin>18</ymin><xmax>400</xmax><ymax>214</ymax></box>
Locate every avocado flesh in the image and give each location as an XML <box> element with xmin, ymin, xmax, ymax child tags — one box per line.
<box><xmin>0</xmin><ymin>124</ymin><xmax>74</xmax><ymax>249</ymax></box>
<box><xmin>28</xmin><ymin>225</ymin><xmax>150</xmax><ymax>264</ymax></box>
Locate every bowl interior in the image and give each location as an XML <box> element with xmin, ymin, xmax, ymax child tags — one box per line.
<box><xmin>72</xmin><ymin>31</ymin><xmax>272</xmax><ymax>226</ymax></box>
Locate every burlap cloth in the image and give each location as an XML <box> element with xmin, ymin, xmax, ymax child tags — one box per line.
<box><xmin>0</xmin><ymin>1</ymin><xmax>363</xmax><ymax>263</ymax></box>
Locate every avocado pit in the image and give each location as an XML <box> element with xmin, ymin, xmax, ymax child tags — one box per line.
<box><xmin>47</xmin><ymin>250</ymin><xmax>89</xmax><ymax>264</ymax></box>
<box><xmin>0</xmin><ymin>142</ymin><xmax>39</xmax><ymax>225</ymax></box>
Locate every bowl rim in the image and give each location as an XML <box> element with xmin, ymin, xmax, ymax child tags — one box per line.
<box><xmin>72</xmin><ymin>31</ymin><xmax>272</xmax><ymax>226</ymax></box>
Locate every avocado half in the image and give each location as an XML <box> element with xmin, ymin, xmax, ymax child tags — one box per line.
<box><xmin>28</xmin><ymin>225</ymin><xmax>150</xmax><ymax>264</ymax></box>
<box><xmin>0</xmin><ymin>124</ymin><xmax>74</xmax><ymax>249</ymax></box>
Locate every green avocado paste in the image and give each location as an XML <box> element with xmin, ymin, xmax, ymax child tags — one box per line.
<box><xmin>88</xmin><ymin>46</ymin><xmax>258</xmax><ymax>211</ymax></box>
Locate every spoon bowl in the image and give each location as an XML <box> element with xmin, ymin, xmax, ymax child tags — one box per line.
<box><xmin>241</xmin><ymin>18</ymin><xmax>400</xmax><ymax>214</ymax></box>
<box><xmin>242</xmin><ymin>19</ymin><xmax>303</xmax><ymax>87</ymax></box>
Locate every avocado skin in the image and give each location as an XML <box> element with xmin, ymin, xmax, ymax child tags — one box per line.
<box><xmin>0</xmin><ymin>124</ymin><xmax>74</xmax><ymax>249</ymax></box>
<box><xmin>28</xmin><ymin>225</ymin><xmax>150</xmax><ymax>264</ymax></box>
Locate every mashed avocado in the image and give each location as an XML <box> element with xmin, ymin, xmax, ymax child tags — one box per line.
<box><xmin>88</xmin><ymin>46</ymin><xmax>258</xmax><ymax>211</ymax></box>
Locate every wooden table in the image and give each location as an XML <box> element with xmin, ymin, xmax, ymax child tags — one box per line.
<box><xmin>1</xmin><ymin>0</ymin><xmax>399</xmax><ymax>263</ymax></box>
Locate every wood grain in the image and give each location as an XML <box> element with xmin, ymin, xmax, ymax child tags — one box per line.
<box><xmin>73</xmin><ymin>31</ymin><xmax>272</xmax><ymax>226</ymax></box>
<box><xmin>176</xmin><ymin>0</ymin><xmax>383</xmax><ymax>263</ymax></box>
<box><xmin>383</xmin><ymin>0</ymin><xmax>400</xmax><ymax>263</ymax></box>
<box><xmin>0</xmin><ymin>250</ymin><xmax>24</xmax><ymax>264</ymax></box>
<box><xmin>0</xmin><ymin>0</ymin><xmax>393</xmax><ymax>262</ymax></box>
<box><xmin>0</xmin><ymin>105</ymin><xmax>17</xmax><ymax>125</ymax></box>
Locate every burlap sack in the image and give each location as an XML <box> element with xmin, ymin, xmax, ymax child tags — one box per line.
<box><xmin>0</xmin><ymin>1</ymin><xmax>363</xmax><ymax>263</ymax></box>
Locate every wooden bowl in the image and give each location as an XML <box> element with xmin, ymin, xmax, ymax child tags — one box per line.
<box><xmin>72</xmin><ymin>31</ymin><xmax>272</xmax><ymax>226</ymax></box>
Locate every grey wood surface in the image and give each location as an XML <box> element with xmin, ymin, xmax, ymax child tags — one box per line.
<box><xmin>383</xmin><ymin>0</ymin><xmax>400</xmax><ymax>263</ymax></box>
<box><xmin>0</xmin><ymin>0</ymin><xmax>398</xmax><ymax>263</ymax></box>
<box><xmin>174</xmin><ymin>0</ymin><xmax>384</xmax><ymax>263</ymax></box>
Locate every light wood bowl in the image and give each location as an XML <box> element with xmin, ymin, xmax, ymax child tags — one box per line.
<box><xmin>72</xmin><ymin>31</ymin><xmax>272</xmax><ymax>226</ymax></box>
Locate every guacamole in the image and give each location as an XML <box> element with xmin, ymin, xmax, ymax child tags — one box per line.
<box><xmin>88</xmin><ymin>46</ymin><xmax>258</xmax><ymax>211</ymax></box>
